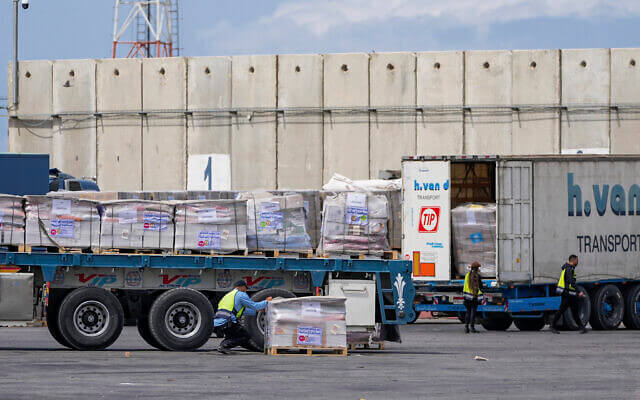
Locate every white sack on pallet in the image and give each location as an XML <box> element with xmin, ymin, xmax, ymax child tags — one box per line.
<box><xmin>265</xmin><ymin>297</ymin><xmax>347</xmax><ymax>350</ymax></box>
<box><xmin>98</xmin><ymin>200</ymin><xmax>174</xmax><ymax>251</ymax></box>
<box><xmin>0</xmin><ymin>195</ymin><xmax>25</xmax><ymax>247</ymax></box>
<box><xmin>323</xmin><ymin>173</ymin><xmax>401</xmax><ymax>191</ymax></box>
<box><xmin>318</xmin><ymin>192</ymin><xmax>390</xmax><ymax>257</ymax></box>
<box><xmin>25</xmin><ymin>196</ymin><xmax>100</xmax><ymax>249</ymax></box>
<box><xmin>174</xmin><ymin>200</ymin><xmax>248</xmax><ymax>253</ymax></box>
<box><xmin>236</xmin><ymin>192</ymin><xmax>311</xmax><ymax>252</ymax></box>
<box><xmin>452</xmin><ymin>203</ymin><xmax>496</xmax><ymax>278</ymax></box>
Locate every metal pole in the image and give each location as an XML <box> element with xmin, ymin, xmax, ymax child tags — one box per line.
<box><xmin>12</xmin><ymin>0</ymin><xmax>19</xmax><ymax>106</ymax></box>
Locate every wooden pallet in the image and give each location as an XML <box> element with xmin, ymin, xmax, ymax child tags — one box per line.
<box><xmin>0</xmin><ymin>244</ymin><xmax>29</xmax><ymax>253</ymax></box>
<box><xmin>173</xmin><ymin>249</ymin><xmax>249</xmax><ymax>257</ymax></box>
<box><xmin>251</xmin><ymin>249</ymin><xmax>314</xmax><ymax>259</ymax></box>
<box><xmin>265</xmin><ymin>346</ymin><xmax>347</xmax><ymax>356</ymax></box>
<box><xmin>92</xmin><ymin>248</ymin><xmax>172</xmax><ymax>255</ymax></box>
<box><xmin>349</xmin><ymin>342</ymin><xmax>385</xmax><ymax>351</ymax></box>
<box><xmin>21</xmin><ymin>245</ymin><xmax>85</xmax><ymax>254</ymax></box>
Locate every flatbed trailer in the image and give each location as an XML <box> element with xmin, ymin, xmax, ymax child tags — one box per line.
<box><xmin>0</xmin><ymin>251</ymin><xmax>414</xmax><ymax>351</ymax></box>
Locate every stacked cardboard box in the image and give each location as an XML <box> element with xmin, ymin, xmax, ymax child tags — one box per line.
<box><xmin>97</xmin><ymin>200</ymin><xmax>174</xmax><ymax>251</ymax></box>
<box><xmin>174</xmin><ymin>200</ymin><xmax>248</xmax><ymax>253</ymax></box>
<box><xmin>265</xmin><ymin>297</ymin><xmax>347</xmax><ymax>350</ymax></box>
<box><xmin>318</xmin><ymin>192</ymin><xmax>390</xmax><ymax>257</ymax></box>
<box><xmin>25</xmin><ymin>196</ymin><xmax>100</xmax><ymax>249</ymax></box>
<box><xmin>451</xmin><ymin>203</ymin><xmax>497</xmax><ymax>278</ymax></box>
<box><xmin>0</xmin><ymin>195</ymin><xmax>25</xmax><ymax>247</ymax></box>
<box><xmin>236</xmin><ymin>192</ymin><xmax>311</xmax><ymax>252</ymax></box>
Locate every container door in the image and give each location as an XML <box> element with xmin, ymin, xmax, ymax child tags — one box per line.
<box><xmin>402</xmin><ymin>159</ymin><xmax>451</xmax><ymax>282</ymax></box>
<box><xmin>497</xmin><ymin>160</ymin><xmax>533</xmax><ymax>282</ymax></box>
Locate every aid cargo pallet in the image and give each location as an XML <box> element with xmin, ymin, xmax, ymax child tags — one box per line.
<box><xmin>265</xmin><ymin>346</ymin><xmax>347</xmax><ymax>356</ymax></box>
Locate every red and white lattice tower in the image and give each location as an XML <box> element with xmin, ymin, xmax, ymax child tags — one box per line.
<box><xmin>112</xmin><ymin>0</ymin><xmax>181</xmax><ymax>58</ymax></box>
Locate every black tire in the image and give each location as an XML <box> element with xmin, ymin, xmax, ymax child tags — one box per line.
<box><xmin>480</xmin><ymin>313</ymin><xmax>513</xmax><ymax>331</ymax></box>
<box><xmin>148</xmin><ymin>288</ymin><xmax>214</xmax><ymax>351</ymax></box>
<box><xmin>623</xmin><ymin>284</ymin><xmax>640</xmax><ymax>329</ymax></box>
<box><xmin>514</xmin><ymin>317</ymin><xmax>546</xmax><ymax>331</ymax></box>
<box><xmin>57</xmin><ymin>287</ymin><xmax>124</xmax><ymax>350</ymax></box>
<box><xmin>137</xmin><ymin>313</ymin><xmax>168</xmax><ymax>350</ymax></box>
<box><xmin>46</xmin><ymin>290</ymin><xmax>73</xmax><ymax>349</ymax></box>
<box><xmin>241</xmin><ymin>288</ymin><xmax>296</xmax><ymax>352</ymax></box>
<box><xmin>590</xmin><ymin>284</ymin><xmax>624</xmax><ymax>330</ymax></box>
<box><xmin>562</xmin><ymin>285</ymin><xmax>591</xmax><ymax>330</ymax></box>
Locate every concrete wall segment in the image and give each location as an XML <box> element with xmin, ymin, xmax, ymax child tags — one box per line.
<box><xmin>610</xmin><ymin>48</ymin><xmax>640</xmax><ymax>154</ymax></box>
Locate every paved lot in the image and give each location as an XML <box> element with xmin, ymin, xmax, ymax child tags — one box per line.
<box><xmin>0</xmin><ymin>322</ymin><xmax>638</xmax><ymax>399</ymax></box>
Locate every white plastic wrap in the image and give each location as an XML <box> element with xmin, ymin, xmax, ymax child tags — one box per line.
<box><xmin>174</xmin><ymin>200</ymin><xmax>248</xmax><ymax>253</ymax></box>
<box><xmin>98</xmin><ymin>200</ymin><xmax>174</xmax><ymax>251</ymax></box>
<box><xmin>0</xmin><ymin>195</ymin><xmax>24</xmax><ymax>247</ymax></box>
<box><xmin>318</xmin><ymin>192</ymin><xmax>390</xmax><ymax>257</ymax></box>
<box><xmin>452</xmin><ymin>203</ymin><xmax>497</xmax><ymax>278</ymax></box>
<box><xmin>25</xmin><ymin>196</ymin><xmax>100</xmax><ymax>249</ymax></box>
<box><xmin>265</xmin><ymin>296</ymin><xmax>347</xmax><ymax>349</ymax></box>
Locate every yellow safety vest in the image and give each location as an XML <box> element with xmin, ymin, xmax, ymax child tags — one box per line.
<box><xmin>217</xmin><ymin>288</ymin><xmax>245</xmax><ymax>318</ymax></box>
<box><xmin>463</xmin><ymin>272</ymin><xmax>483</xmax><ymax>300</ymax></box>
<box><xmin>557</xmin><ymin>269</ymin><xmax>576</xmax><ymax>294</ymax></box>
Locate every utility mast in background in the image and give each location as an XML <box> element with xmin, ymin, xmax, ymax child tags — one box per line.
<box><xmin>112</xmin><ymin>0</ymin><xmax>181</xmax><ymax>58</ymax></box>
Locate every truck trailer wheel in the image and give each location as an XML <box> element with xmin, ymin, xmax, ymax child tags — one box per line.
<box><xmin>514</xmin><ymin>317</ymin><xmax>546</xmax><ymax>331</ymax></box>
<box><xmin>57</xmin><ymin>287</ymin><xmax>124</xmax><ymax>350</ymax></box>
<box><xmin>623</xmin><ymin>284</ymin><xmax>640</xmax><ymax>329</ymax></box>
<box><xmin>590</xmin><ymin>284</ymin><xmax>624</xmax><ymax>330</ymax></box>
<box><xmin>480</xmin><ymin>313</ymin><xmax>513</xmax><ymax>331</ymax></box>
<box><xmin>46</xmin><ymin>290</ymin><xmax>73</xmax><ymax>349</ymax></box>
<box><xmin>562</xmin><ymin>285</ymin><xmax>591</xmax><ymax>330</ymax></box>
<box><xmin>242</xmin><ymin>288</ymin><xmax>296</xmax><ymax>352</ymax></box>
<box><xmin>137</xmin><ymin>313</ymin><xmax>168</xmax><ymax>350</ymax></box>
<box><xmin>148</xmin><ymin>288</ymin><xmax>214</xmax><ymax>351</ymax></box>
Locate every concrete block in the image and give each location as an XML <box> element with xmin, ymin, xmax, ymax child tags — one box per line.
<box><xmin>511</xmin><ymin>50</ymin><xmax>560</xmax><ymax>154</ymax></box>
<box><xmin>142</xmin><ymin>58</ymin><xmax>186</xmax><ymax>190</ymax></box>
<box><xmin>610</xmin><ymin>48</ymin><xmax>640</xmax><ymax>154</ymax></box>
<box><xmin>7</xmin><ymin>60</ymin><xmax>53</xmax><ymax>154</ymax></box>
<box><xmin>277</xmin><ymin>54</ymin><xmax>323</xmax><ymax>189</ymax></box>
<box><xmin>464</xmin><ymin>51</ymin><xmax>512</xmax><ymax>154</ymax></box>
<box><xmin>52</xmin><ymin>59</ymin><xmax>96</xmax><ymax>178</ymax></box>
<box><xmin>231</xmin><ymin>55</ymin><xmax>277</xmax><ymax>190</ymax></box>
<box><xmin>369</xmin><ymin>52</ymin><xmax>416</xmax><ymax>177</ymax></box>
<box><xmin>560</xmin><ymin>49</ymin><xmax>610</xmax><ymax>153</ymax></box>
<box><xmin>323</xmin><ymin>53</ymin><xmax>369</xmax><ymax>181</ymax></box>
<box><xmin>96</xmin><ymin>59</ymin><xmax>142</xmax><ymax>190</ymax></box>
<box><xmin>186</xmin><ymin>57</ymin><xmax>232</xmax><ymax>156</ymax></box>
<box><xmin>416</xmin><ymin>51</ymin><xmax>463</xmax><ymax>155</ymax></box>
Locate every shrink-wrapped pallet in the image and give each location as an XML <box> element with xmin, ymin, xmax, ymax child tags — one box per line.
<box><xmin>25</xmin><ymin>196</ymin><xmax>100</xmax><ymax>249</ymax></box>
<box><xmin>265</xmin><ymin>297</ymin><xmax>347</xmax><ymax>350</ymax></box>
<box><xmin>318</xmin><ymin>192</ymin><xmax>390</xmax><ymax>257</ymax></box>
<box><xmin>0</xmin><ymin>195</ymin><xmax>25</xmax><ymax>247</ymax></box>
<box><xmin>236</xmin><ymin>192</ymin><xmax>311</xmax><ymax>252</ymax></box>
<box><xmin>174</xmin><ymin>200</ymin><xmax>248</xmax><ymax>253</ymax></box>
<box><xmin>269</xmin><ymin>190</ymin><xmax>321</xmax><ymax>249</ymax></box>
<box><xmin>97</xmin><ymin>200</ymin><xmax>174</xmax><ymax>251</ymax></box>
<box><xmin>452</xmin><ymin>203</ymin><xmax>496</xmax><ymax>278</ymax></box>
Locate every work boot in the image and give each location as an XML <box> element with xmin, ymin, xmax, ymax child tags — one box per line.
<box><xmin>550</xmin><ymin>326</ymin><xmax>560</xmax><ymax>334</ymax></box>
<box><xmin>465</xmin><ymin>325</ymin><xmax>470</xmax><ymax>334</ymax></box>
<box><xmin>217</xmin><ymin>346</ymin><xmax>231</xmax><ymax>355</ymax></box>
<box><xmin>470</xmin><ymin>326</ymin><xmax>478</xmax><ymax>333</ymax></box>
<box><xmin>580</xmin><ymin>327</ymin><xmax>588</xmax><ymax>334</ymax></box>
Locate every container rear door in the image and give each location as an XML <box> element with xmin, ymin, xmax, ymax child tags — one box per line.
<box><xmin>402</xmin><ymin>159</ymin><xmax>451</xmax><ymax>282</ymax></box>
<box><xmin>497</xmin><ymin>160</ymin><xmax>533</xmax><ymax>282</ymax></box>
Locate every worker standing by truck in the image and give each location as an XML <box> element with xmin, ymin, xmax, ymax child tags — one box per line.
<box><xmin>463</xmin><ymin>262</ymin><xmax>484</xmax><ymax>333</ymax></box>
<box><xmin>550</xmin><ymin>255</ymin><xmax>588</xmax><ymax>334</ymax></box>
<box><xmin>214</xmin><ymin>280</ymin><xmax>273</xmax><ymax>354</ymax></box>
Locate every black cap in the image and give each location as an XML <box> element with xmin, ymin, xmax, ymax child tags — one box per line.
<box><xmin>234</xmin><ymin>280</ymin><xmax>248</xmax><ymax>288</ymax></box>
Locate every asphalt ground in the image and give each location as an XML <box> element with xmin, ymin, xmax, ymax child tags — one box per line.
<box><xmin>0</xmin><ymin>321</ymin><xmax>638</xmax><ymax>400</ymax></box>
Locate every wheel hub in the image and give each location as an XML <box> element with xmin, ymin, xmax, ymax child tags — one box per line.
<box><xmin>73</xmin><ymin>300</ymin><xmax>110</xmax><ymax>337</ymax></box>
<box><xmin>165</xmin><ymin>302</ymin><xmax>202</xmax><ymax>339</ymax></box>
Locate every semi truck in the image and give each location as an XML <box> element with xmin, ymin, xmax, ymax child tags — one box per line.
<box><xmin>404</xmin><ymin>155</ymin><xmax>640</xmax><ymax>331</ymax></box>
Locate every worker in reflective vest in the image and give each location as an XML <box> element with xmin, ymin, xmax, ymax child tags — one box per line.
<box><xmin>214</xmin><ymin>280</ymin><xmax>272</xmax><ymax>354</ymax></box>
<box><xmin>550</xmin><ymin>255</ymin><xmax>587</xmax><ymax>334</ymax></box>
<box><xmin>463</xmin><ymin>261</ymin><xmax>484</xmax><ymax>333</ymax></box>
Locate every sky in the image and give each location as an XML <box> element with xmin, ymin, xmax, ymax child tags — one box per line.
<box><xmin>1</xmin><ymin>0</ymin><xmax>639</xmax><ymax>152</ymax></box>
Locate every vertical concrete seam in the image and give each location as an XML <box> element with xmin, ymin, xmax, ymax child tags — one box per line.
<box><xmin>229</xmin><ymin>56</ymin><xmax>234</xmax><ymax>190</ymax></box>
<box><xmin>320</xmin><ymin>54</ymin><xmax>325</xmax><ymax>188</ymax></box>
<box><xmin>184</xmin><ymin>57</ymin><xmax>189</xmax><ymax>190</ymax></box>
<box><xmin>558</xmin><ymin>49</ymin><xmax>563</xmax><ymax>154</ymax></box>
<box><xmin>413</xmin><ymin>52</ymin><xmax>418</xmax><ymax>157</ymax></box>
<box><xmin>140</xmin><ymin>60</ymin><xmax>144</xmax><ymax>190</ymax></box>
<box><xmin>275</xmin><ymin>55</ymin><xmax>279</xmax><ymax>189</ymax></box>
<box><xmin>367</xmin><ymin>53</ymin><xmax>372</xmax><ymax>179</ymax></box>
<box><xmin>93</xmin><ymin>60</ymin><xmax>98</xmax><ymax>181</ymax></box>
<box><xmin>608</xmin><ymin>48</ymin><xmax>612</xmax><ymax>154</ymax></box>
<box><xmin>462</xmin><ymin>51</ymin><xmax>466</xmax><ymax>154</ymax></box>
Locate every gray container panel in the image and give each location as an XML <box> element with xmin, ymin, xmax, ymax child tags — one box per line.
<box><xmin>532</xmin><ymin>160</ymin><xmax>640</xmax><ymax>284</ymax></box>
<box><xmin>0</xmin><ymin>273</ymin><xmax>33</xmax><ymax>321</ymax></box>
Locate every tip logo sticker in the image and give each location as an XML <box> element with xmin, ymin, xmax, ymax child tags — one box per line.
<box><xmin>419</xmin><ymin>206</ymin><xmax>440</xmax><ymax>233</ymax></box>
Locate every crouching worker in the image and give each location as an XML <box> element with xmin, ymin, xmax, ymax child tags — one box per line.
<box><xmin>214</xmin><ymin>280</ymin><xmax>272</xmax><ymax>354</ymax></box>
<box><xmin>463</xmin><ymin>262</ymin><xmax>484</xmax><ymax>334</ymax></box>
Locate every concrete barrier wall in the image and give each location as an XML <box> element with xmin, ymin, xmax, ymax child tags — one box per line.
<box><xmin>8</xmin><ymin>48</ymin><xmax>640</xmax><ymax>190</ymax></box>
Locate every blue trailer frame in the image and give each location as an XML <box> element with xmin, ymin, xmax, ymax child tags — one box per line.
<box><xmin>0</xmin><ymin>251</ymin><xmax>416</xmax><ymax>324</ymax></box>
